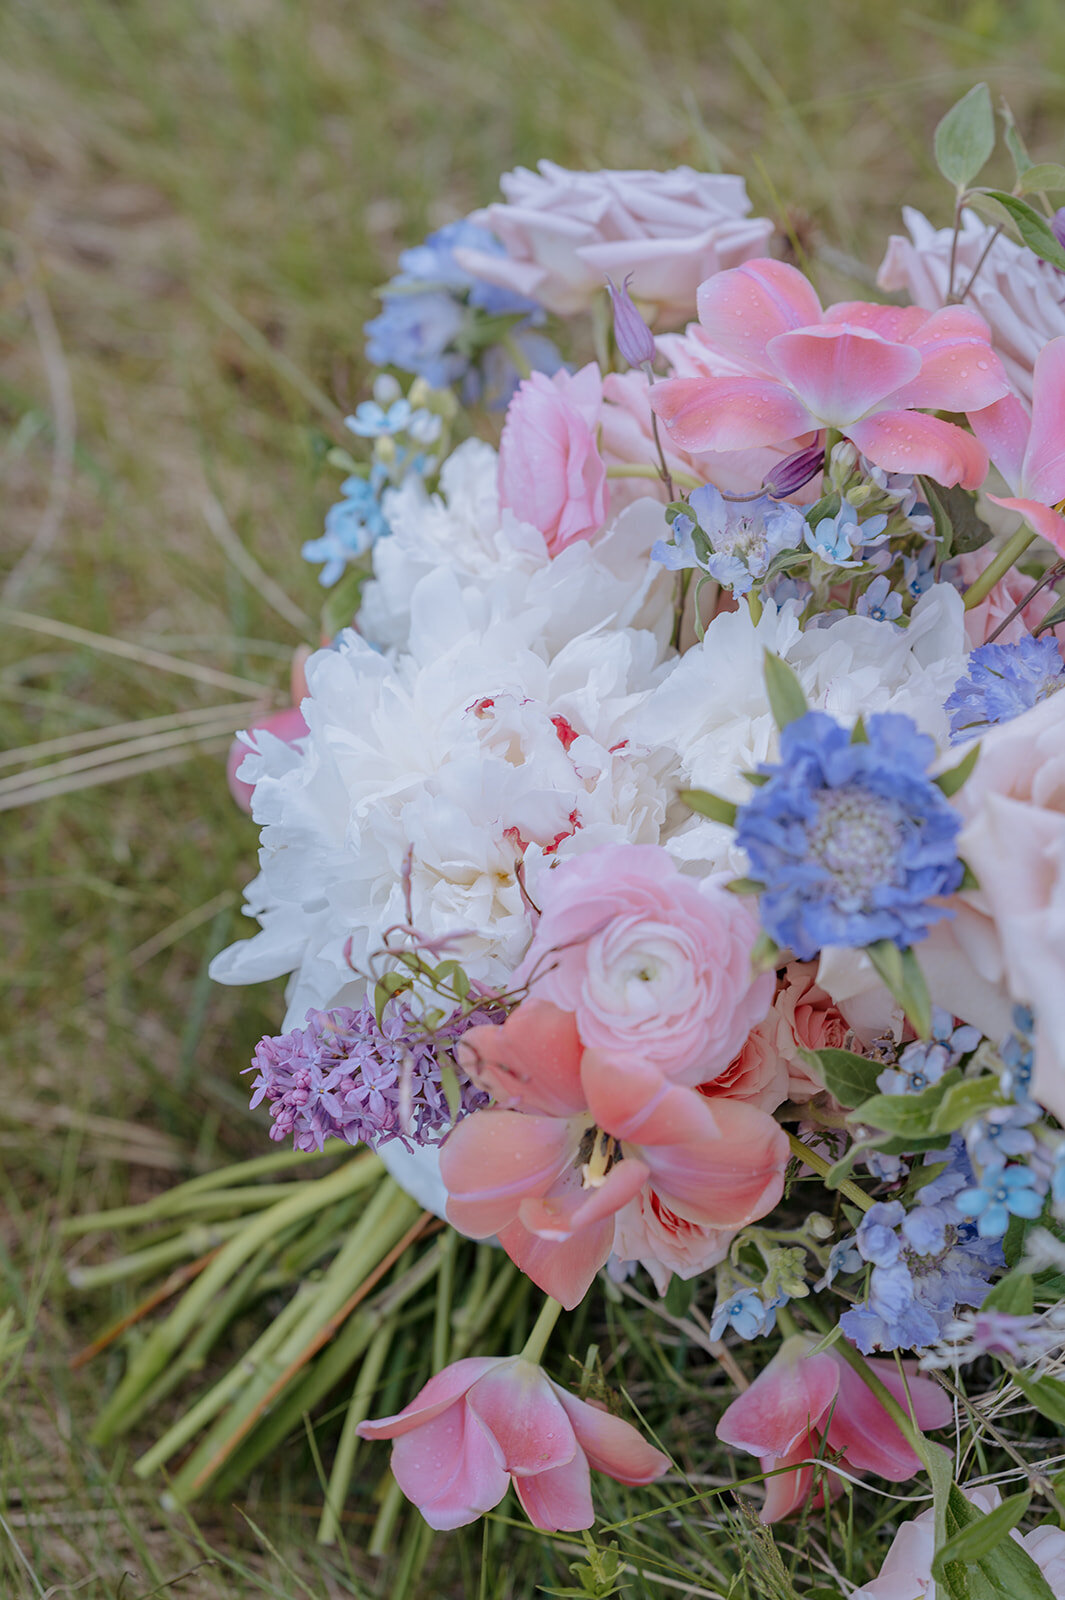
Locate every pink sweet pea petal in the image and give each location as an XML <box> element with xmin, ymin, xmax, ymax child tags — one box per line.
<box><xmin>466</xmin><ymin>1360</ymin><xmax>578</xmax><ymax>1476</ymax></box>
<box><xmin>986</xmin><ymin>495</ymin><xmax>1065</xmax><ymax>557</ymax></box>
<box><xmin>455</xmin><ymin>1002</ymin><xmax>587</xmax><ymax>1118</ymax></box>
<box><xmin>514</xmin><ymin>1453</ymin><xmax>596</xmax><ymax>1532</ymax></box>
<box><xmin>824</xmin><ymin>1353</ymin><xmax>952</xmax><ymax>1481</ymax></box>
<box><xmin>821</xmin><ymin>301</ymin><xmax>932</xmax><ymax>341</ymax></box>
<box><xmin>1018</xmin><ymin>335</ymin><xmax>1065</xmax><ymax>504</ymax></box>
<box><xmin>968</xmin><ymin>393</ymin><xmax>1032</xmax><ymax>491</ymax></box>
<box><xmin>759</xmin><ymin>1440</ymin><xmax>820</xmax><ymax>1524</ymax></box>
<box><xmin>390</xmin><ymin>1400</ymin><xmax>510</xmax><ymax>1530</ymax></box>
<box><xmin>846</xmin><ymin>410</ymin><xmax>988</xmax><ymax>489</ymax></box>
<box><xmin>555</xmin><ymin>1389</ymin><xmax>670</xmax><ymax>1484</ymax></box>
<box><xmin>441</xmin><ymin>1109</ymin><xmax>579</xmax><ymax>1238</ymax></box>
<box><xmin>694</xmin><ymin>259</ymin><xmax>824</xmax><ymax>374</ymax></box>
<box><xmin>648</xmin><ymin>374</ymin><xmax>812</xmax><ymax>452</ymax></box>
<box><xmin>766</xmin><ymin>326</ymin><xmax>921</xmax><ymax>429</ymax></box>
<box><xmin>357</xmin><ymin>1357</ymin><xmax>506</xmax><ymax>1441</ymax></box>
<box><xmin>517</xmin><ymin>1154</ymin><xmax>650</xmax><ymax>1240</ymax></box>
<box><xmin>716</xmin><ymin>1345</ymin><xmax>839</xmax><ymax>1458</ymax></box>
<box><xmin>497</xmin><ymin>1211</ymin><xmax>617</xmax><ymax>1309</ymax></box>
<box><xmin>887</xmin><ymin>305</ymin><xmax>1008</xmax><ymax>413</ymax></box>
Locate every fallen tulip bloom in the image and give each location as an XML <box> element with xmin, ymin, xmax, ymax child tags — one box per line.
<box><xmin>357</xmin><ymin>1354</ymin><xmax>668</xmax><ymax>1531</ymax></box>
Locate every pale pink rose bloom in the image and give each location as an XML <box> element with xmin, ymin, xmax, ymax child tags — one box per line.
<box><xmin>358</xmin><ymin>1354</ymin><xmax>667</xmax><ymax>1532</ymax></box>
<box><xmin>454</xmin><ymin>163</ymin><xmax>773</xmax><ymax>321</ymax></box>
<box><xmin>716</xmin><ymin>1335</ymin><xmax>952</xmax><ymax>1524</ymax></box>
<box><xmin>969</xmin><ymin>336</ymin><xmax>1065</xmax><ymax>556</ymax></box>
<box><xmin>612</xmin><ymin>1188</ymin><xmax>735</xmax><ymax>1296</ymax></box>
<box><xmin>699</xmin><ymin>1024</ymin><xmax>789</xmax><ymax>1113</ymax></box>
<box><xmin>516</xmin><ymin>843</ymin><xmax>775</xmax><ymax>1087</ymax></box>
<box><xmin>957</xmin><ymin>545</ymin><xmax>1065</xmax><ymax>648</ymax></box>
<box><xmin>650</xmin><ymin>259</ymin><xmax>1008</xmax><ymax>489</ymax></box>
<box><xmin>442</xmin><ymin>1000</ymin><xmax>788</xmax><ymax>1308</ymax></box>
<box><xmin>878</xmin><ymin>205</ymin><xmax>1065</xmax><ymax>404</ymax></box>
<box><xmin>768</xmin><ymin>962</ymin><xmax>851</xmax><ymax>1104</ymax></box>
<box><xmin>950</xmin><ymin>690</ymin><xmax>1065</xmax><ymax>1122</ymax></box>
<box><xmin>498</xmin><ymin>362</ymin><xmax>607</xmax><ymax>553</ymax></box>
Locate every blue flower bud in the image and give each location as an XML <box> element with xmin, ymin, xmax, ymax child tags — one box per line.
<box><xmin>606</xmin><ymin>275</ymin><xmax>656</xmax><ymax>368</ymax></box>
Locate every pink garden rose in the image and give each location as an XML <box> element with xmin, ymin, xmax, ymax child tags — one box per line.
<box><xmin>767</xmin><ymin>961</ymin><xmax>851</xmax><ymax>1103</ymax></box>
<box><xmin>716</xmin><ymin>1336</ymin><xmax>952</xmax><ymax>1524</ymax></box>
<box><xmin>443</xmin><ymin>999</ymin><xmax>789</xmax><ymax>1307</ymax></box>
<box><xmin>611</xmin><ymin>1188</ymin><xmax>736</xmax><ymax>1295</ymax></box>
<box><xmin>957</xmin><ymin>545</ymin><xmax>1065</xmax><ymax>648</ymax></box>
<box><xmin>455</xmin><ymin>163</ymin><xmax>773</xmax><ymax>321</ymax></box>
<box><xmin>699</xmin><ymin>1024</ymin><xmax>789</xmax><ymax>1114</ymax></box>
<box><xmin>649</xmin><ymin>259</ymin><xmax>1008</xmax><ymax>488</ymax></box>
<box><xmin>517</xmin><ymin>843</ymin><xmax>775</xmax><ymax>1086</ymax></box>
<box><xmin>358</xmin><ymin>1354</ymin><xmax>668</xmax><ymax>1531</ymax></box>
<box><xmin>498</xmin><ymin>363</ymin><xmax>607</xmax><ymax>553</ymax></box>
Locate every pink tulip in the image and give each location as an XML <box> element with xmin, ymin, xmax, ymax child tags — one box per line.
<box><xmin>441</xmin><ymin>1000</ymin><xmax>788</xmax><ymax>1308</ymax></box>
<box><xmin>649</xmin><ymin>259</ymin><xmax>1008</xmax><ymax>488</ymax></box>
<box><xmin>357</xmin><ymin>1354</ymin><xmax>668</xmax><ymax>1531</ymax></box>
<box><xmin>969</xmin><ymin>335</ymin><xmax>1065</xmax><ymax>556</ymax></box>
<box><xmin>498</xmin><ymin>363</ymin><xmax>608</xmax><ymax>554</ymax></box>
<box><xmin>716</xmin><ymin>1336</ymin><xmax>953</xmax><ymax>1523</ymax></box>
<box><xmin>226</xmin><ymin>704</ymin><xmax>309</xmax><ymax>812</ymax></box>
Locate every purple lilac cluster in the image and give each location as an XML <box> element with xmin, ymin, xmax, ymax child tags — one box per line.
<box><xmin>946</xmin><ymin>635</ymin><xmax>1065</xmax><ymax>744</ymax></box>
<box><xmin>840</xmin><ymin>1138</ymin><xmax>1003</xmax><ymax>1354</ymax></box>
<box><xmin>735</xmin><ymin>711</ymin><xmax>963</xmax><ymax>961</ymax></box>
<box><xmin>247</xmin><ymin>1000</ymin><xmax>498</xmax><ymax>1154</ymax></box>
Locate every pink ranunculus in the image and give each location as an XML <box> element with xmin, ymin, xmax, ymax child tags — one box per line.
<box><xmin>516</xmin><ymin>843</ymin><xmax>775</xmax><ymax>1087</ymax></box>
<box><xmin>498</xmin><ymin>363</ymin><xmax>607</xmax><ymax>554</ymax></box>
<box><xmin>768</xmin><ymin>962</ymin><xmax>851</xmax><ymax>1104</ymax></box>
<box><xmin>957</xmin><ymin>545</ymin><xmax>1065</xmax><ymax>648</ymax></box>
<box><xmin>612</xmin><ymin>1187</ymin><xmax>736</xmax><ymax>1296</ymax></box>
<box><xmin>443</xmin><ymin>1000</ymin><xmax>789</xmax><ymax>1308</ymax></box>
<box><xmin>454</xmin><ymin>163</ymin><xmax>773</xmax><ymax>322</ymax></box>
<box><xmin>716</xmin><ymin>1336</ymin><xmax>953</xmax><ymax>1523</ymax></box>
<box><xmin>649</xmin><ymin>259</ymin><xmax>1008</xmax><ymax>489</ymax></box>
<box><xmin>949</xmin><ymin>690</ymin><xmax>1065</xmax><ymax>1122</ymax></box>
<box><xmin>226</xmin><ymin>704</ymin><xmax>309</xmax><ymax>812</ymax></box>
<box><xmin>969</xmin><ymin>335</ymin><xmax>1065</xmax><ymax>557</ymax></box>
<box><xmin>357</xmin><ymin>1354</ymin><xmax>668</xmax><ymax>1532</ymax></box>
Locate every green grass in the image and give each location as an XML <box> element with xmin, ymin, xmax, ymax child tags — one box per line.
<box><xmin>4</xmin><ymin>1</ymin><xmax>1065</xmax><ymax>1593</ymax></box>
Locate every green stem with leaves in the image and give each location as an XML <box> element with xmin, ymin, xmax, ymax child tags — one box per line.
<box><xmin>787</xmin><ymin>1131</ymin><xmax>872</xmax><ymax>1213</ymax></box>
<box><xmin>962</xmin><ymin>524</ymin><xmax>1038</xmax><ymax>610</ymax></box>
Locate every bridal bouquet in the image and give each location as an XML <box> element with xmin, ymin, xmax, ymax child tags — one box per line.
<box><xmin>79</xmin><ymin>84</ymin><xmax>1065</xmax><ymax>1598</ymax></box>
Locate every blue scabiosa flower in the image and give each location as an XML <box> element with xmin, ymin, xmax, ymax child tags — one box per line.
<box><xmin>247</xmin><ymin>1001</ymin><xmax>497</xmax><ymax>1154</ymax></box>
<box><xmin>709</xmin><ymin>1289</ymin><xmax>774</xmax><ymax>1342</ymax></box>
<box><xmin>651</xmin><ymin>483</ymin><xmax>805</xmax><ymax>597</ymax></box>
<box><xmin>955</xmin><ymin>1163</ymin><xmax>1045</xmax><ymax>1239</ymax></box>
<box><xmin>735</xmin><ymin>711</ymin><xmax>964</xmax><ymax>961</ymax></box>
<box><xmin>946</xmin><ymin>636</ymin><xmax>1065</xmax><ymax>744</ymax></box>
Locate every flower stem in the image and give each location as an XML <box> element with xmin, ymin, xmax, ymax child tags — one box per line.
<box><xmin>962</xmin><ymin>525</ymin><xmax>1038</xmax><ymax>611</ymax></box>
<box><xmin>501</xmin><ymin>331</ymin><xmax>532</xmax><ymax>381</ymax></box>
<box><xmin>787</xmin><ymin>1131</ymin><xmax>872</xmax><ymax>1214</ymax></box>
<box><xmin>605</xmin><ymin>462</ymin><xmax>702</xmax><ymax>490</ymax></box>
<box><xmin>520</xmin><ymin>1296</ymin><xmax>563</xmax><ymax>1364</ymax></box>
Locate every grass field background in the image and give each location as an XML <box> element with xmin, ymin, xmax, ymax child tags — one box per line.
<box><xmin>3</xmin><ymin>2</ymin><xmax>1065</xmax><ymax>1594</ymax></box>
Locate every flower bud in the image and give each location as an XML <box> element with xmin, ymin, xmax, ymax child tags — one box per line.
<box><xmin>762</xmin><ymin>440</ymin><xmax>824</xmax><ymax>499</ymax></box>
<box><xmin>606</xmin><ymin>275</ymin><xmax>657</xmax><ymax>369</ymax></box>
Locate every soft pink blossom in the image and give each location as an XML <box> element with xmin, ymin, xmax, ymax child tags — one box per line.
<box><xmin>498</xmin><ymin>363</ymin><xmax>607</xmax><ymax>553</ymax></box>
<box><xmin>767</xmin><ymin>962</ymin><xmax>851</xmax><ymax>1103</ymax></box>
<box><xmin>357</xmin><ymin>1354</ymin><xmax>668</xmax><ymax>1531</ymax></box>
<box><xmin>442</xmin><ymin>999</ymin><xmax>789</xmax><ymax>1308</ymax></box>
<box><xmin>612</xmin><ymin>1188</ymin><xmax>736</xmax><ymax>1295</ymax></box>
<box><xmin>699</xmin><ymin>1025</ymin><xmax>789</xmax><ymax>1113</ymax></box>
<box><xmin>455</xmin><ymin>163</ymin><xmax>773</xmax><ymax>321</ymax></box>
<box><xmin>969</xmin><ymin>335</ymin><xmax>1065</xmax><ymax>556</ymax></box>
<box><xmin>716</xmin><ymin>1336</ymin><xmax>952</xmax><ymax>1523</ymax></box>
<box><xmin>226</xmin><ymin>705</ymin><xmax>309</xmax><ymax>812</ymax></box>
<box><xmin>957</xmin><ymin>545</ymin><xmax>1065</xmax><ymax>648</ymax></box>
<box><xmin>516</xmin><ymin>843</ymin><xmax>775</xmax><ymax>1087</ymax></box>
<box><xmin>649</xmin><ymin>259</ymin><xmax>1008</xmax><ymax>488</ymax></box>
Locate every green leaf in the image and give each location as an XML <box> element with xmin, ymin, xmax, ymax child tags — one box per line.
<box><xmin>960</xmin><ymin>861</ymin><xmax>981</xmax><ymax>891</ymax></box>
<box><xmin>866</xmin><ymin>939</ymin><xmax>933</xmax><ymax>1038</ymax></box>
<box><xmin>805</xmin><ymin>1590</ymin><xmax>846</xmax><ymax>1600</ymax></box>
<box><xmin>935</xmin><ymin>83</ymin><xmax>995</xmax><ymax>190</ymax></box>
<box><xmin>431</xmin><ymin>958</ymin><xmax>470</xmax><ymax>1000</ymax></box>
<box><xmin>850</xmin><ymin>716</ymin><xmax>869</xmax><ymax>744</ymax></box>
<box><xmin>1014</xmin><ymin>1371</ymin><xmax>1065</xmax><ymax>1427</ymax></box>
<box><xmin>1002</xmin><ymin>103</ymin><xmax>1033</xmax><ymax>179</ymax></box>
<box><xmin>1034</xmin><ymin>592</ymin><xmax>1065</xmax><ymax>637</ymax></box>
<box><xmin>931</xmin><ymin>1075</ymin><xmax>1003</xmax><ymax>1133</ymax></box>
<box><xmin>849</xmin><ymin>1069</ymin><xmax>962</xmax><ymax>1136</ymax></box>
<box><xmin>920</xmin><ymin>475</ymin><xmax>956</xmax><ymax>562</ymax></box>
<box><xmin>982</xmin><ymin>1269</ymin><xmax>1034</xmax><ymax>1315</ymax></box>
<box><xmin>762</xmin><ymin>650</ymin><xmax>809</xmax><ymax>730</ymax></box>
<box><xmin>373</xmin><ymin>970</ymin><xmax>414</xmax><ymax>1027</ymax></box>
<box><xmin>750</xmin><ymin>931</ymin><xmax>782</xmax><ymax>972</ymax></box>
<box><xmin>725</xmin><ymin>876</ymin><xmax>763</xmax><ymax>895</ymax></box>
<box><xmin>321</xmin><ymin>560</ymin><xmax>371</xmax><ymax>638</ymax></box>
<box><xmin>936</xmin><ymin>482</ymin><xmax>994</xmax><ymax>555</ymax></box>
<box><xmin>980</xmin><ymin>190</ymin><xmax>1065</xmax><ymax>270</ymax></box>
<box><xmin>932</xmin><ymin>1491</ymin><xmax>1032</xmax><ymax>1581</ymax></box>
<box><xmin>663</xmin><ymin>1274</ymin><xmax>694</xmax><ymax>1317</ymax></box>
<box><xmin>936</xmin><ymin>1484</ymin><xmax>1056</xmax><ymax>1600</ymax></box>
<box><xmin>437</xmin><ymin>1060</ymin><xmax>462</xmax><ymax>1122</ymax></box>
<box><xmin>1018</xmin><ymin>162</ymin><xmax>1065</xmax><ymax>194</ymax></box>
<box><xmin>679</xmin><ymin>788</ymin><xmax>737</xmax><ymax>826</ymax></box>
<box><xmin>935</xmin><ymin>741</ymin><xmax>981</xmax><ymax>797</ymax></box>
<box><xmin>815</xmin><ymin>1048</ymin><xmax>882</xmax><ymax>1109</ymax></box>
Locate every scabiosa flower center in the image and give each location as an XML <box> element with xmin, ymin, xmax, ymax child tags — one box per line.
<box><xmin>806</xmin><ymin>784</ymin><xmax>904</xmax><ymax>910</ymax></box>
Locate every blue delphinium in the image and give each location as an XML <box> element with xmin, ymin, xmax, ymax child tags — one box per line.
<box><xmin>840</xmin><ymin>1139</ymin><xmax>1003</xmax><ymax>1353</ymax></box>
<box><xmin>651</xmin><ymin>483</ymin><xmax>806</xmax><ymax>597</ymax></box>
<box><xmin>946</xmin><ymin>635</ymin><xmax>1065</xmax><ymax>744</ymax></box>
<box><xmin>735</xmin><ymin>711</ymin><xmax>964</xmax><ymax>961</ymax></box>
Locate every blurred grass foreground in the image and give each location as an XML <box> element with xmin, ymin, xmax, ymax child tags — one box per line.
<box><xmin>4</xmin><ymin>1</ymin><xmax>1065</xmax><ymax>1594</ymax></box>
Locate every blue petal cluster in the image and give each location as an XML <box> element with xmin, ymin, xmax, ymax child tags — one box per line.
<box><xmin>735</xmin><ymin>711</ymin><xmax>964</xmax><ymax>961</ymax></box>
<box><xmin>302</xmin><ymin>474</ymin><xmax>391</xmax><ymax>587</ymax></box>
<box><xmin>840</xmin><ymin>1140</ymin><xmax>1003</xmax><ymax>1353</ymax></box>
<box><xmin>709</xmin><ymin>1289</ymin><xmax>776</xmax><ymax>1342</ymax></box>
<box><xmin>651</xmin><ymin>483</ymin><xmax>806</xmax><ymax>597</ymax></box>
<box><xmin>876</xmin><ymin>1007</ymin><xmax>979</xmax><ymax>1096</ymax></box>
<box><xmin>946</xmin><ymin>635</ymin><xmax>1065</xmax><ymax>744</ymax></box>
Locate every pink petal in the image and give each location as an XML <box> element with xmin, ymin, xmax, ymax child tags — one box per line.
<box><xmin>821</xmin><ymin>301</ymin><xmax>932</xmax><ymax>341</ymax></box>
<box><xmin>759</xmin><ymin>1441</ymin><xmax>819</xmax><ymax>1524</ymax></box>
<box><xmin>1021</xmin><ymin>336</ymin><xmax>1065</xmax><ymax>504</ymax></box>
<box><xmin>466</xmin><ymin>1359</ymin><xmax>578</xmax><ymax>1476</ymax></box>
<box><xmin>517</xmin><ymin>1155</ymin><xmax>650</xmax><ymax>1241</ymax></box>
<box><xmin>455</xmin><ymin>1002</ymin><xmax>587</xmax><ymax>1117</ymax></box>
<box><xmin>968</xmin><ymin>394</ymin><xmax>1031</xmax><ymax>491</ymax></box>
<box><xmin>497</xmin><ymin>1212</ymin><xmax>616</xmax><ymax>1310</ymax></box>
<box><xmin>390</xmin><ymin>1401</ymin><xmax>510</xmax><ymax>1531</ymax></box>
<box><xmin>766</xmin><ymin>326</ymin><xmax>921</xmax><ymax>428</ymax></box>
<box><xmin>555</xmin><ymin>1390</ymin><xmax>669</xmax><ymax>1484</ymax></box>
<box><xmin>986</xmin><ymin>494</ymin><xmax>1065</xmax><ymax>557</ymax></box>
<box><xmin>887</xmin><ymin>304</ymin><xmax>1008</xmax><ymax>412</ymax></box>
<box><xmin>846</xmin><ymin>410</ymin><xmax>988</xmax><ymax>489</ymax></box>
<box><xmin>649</xmin><ymin>374</ymin><xmax>813</xmax><ymax>452</ymax></box>
<box><xmin>694</xmin><ymin>259</ymin><xmax>824</xmax><ymax>374</ymax></box>
<box><xmin>441</xmin><ymin>1110</ymin><xmax>579</xmax><ymax>1239</ymax></box>
<box><xmin>357</xmin><ymin>1357</ymin><xmax>505</xmax><ymax>1440</ymax></box>
<box><xmin>514</xmin><ymin>1454</ymin><xmax>595</xmax><ymax>1532</ymax></box>
<box><xmin>717</xmin><ymin>1345</ymin><xmax>839</xmax><ymax>1458</ymax></box>
<box><xmin>825</xmin><ymin>1352</ymin><xmax>952</xmax><ymax>1481</ymax></box>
